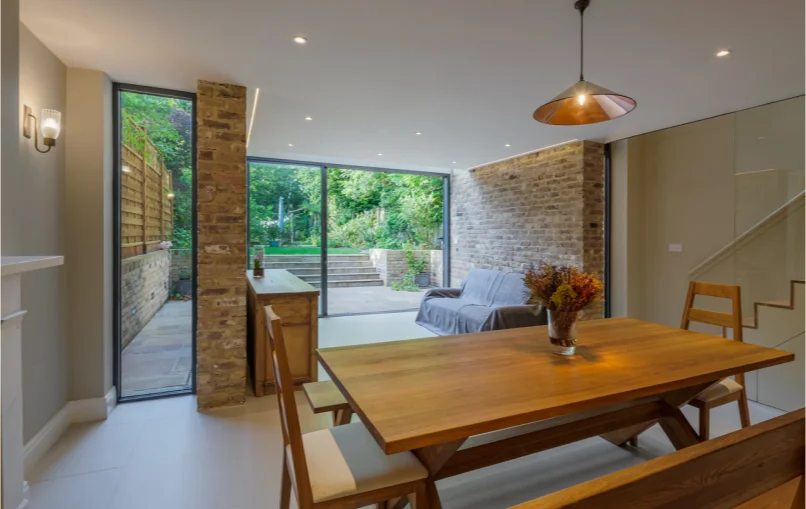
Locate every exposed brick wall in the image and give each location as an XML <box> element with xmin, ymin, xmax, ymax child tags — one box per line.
<box><xmin>450</xmin><ymin>141</ymin><xmax>604</xmax><ymax>318</ymax></box>
<box><xmin>196</xmin><ymin>80</ymin><xmax>247</xmax><ymax>409</ymax></box>
<box><xmin>369</xmin><ymin>249</ymin><xmax>442</xmax><ymax>286</ymax></box>
<box><xmin>121</xmin><ymin>250</ymin><xmax>170</xmax><ymax>348</ymax></box>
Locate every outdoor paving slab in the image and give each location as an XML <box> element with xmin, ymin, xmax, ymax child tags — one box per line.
<box><xmin>121</xmin><ymin>301</ymin><xmax>192</xmax><ymax>398</ymax></box>
<box><xmin>327</xmin><ymin>285</ymin><xmax>427</xmax><ymax>314</ymax></box>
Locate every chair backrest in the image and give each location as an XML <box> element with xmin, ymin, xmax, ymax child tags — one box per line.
<box><xmin>511</xmin><ymin>409</ymin><xmax>805</xmax><ymax>509</ymax></box>
<box><xmin>264</xmin><ymin>305</ymin><xmax>313</xmax><ymax>507</ymax></box>
<box><xmin>680</xmin><ymin>281</ymin><xmax>744</xmax><ymax>343</ymax></box>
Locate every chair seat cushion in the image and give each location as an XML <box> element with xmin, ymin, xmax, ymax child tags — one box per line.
<box><xmin>286</xmin><ymin>422</ymin><xmax>428</xmax><ymax>503</ymax></box>
<box><xmin>695</xmin><ymin>378</ymin><xmax>743</xmax><ymax>402</ymax></box>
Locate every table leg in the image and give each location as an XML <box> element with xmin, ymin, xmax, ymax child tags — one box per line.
<box><xmin>601</xmin><ymin>381</ymin><xmax>715</xmax><ymax>447</ymax></box>
<box><xmin>334</xmin><ymin>407</ymin><xmax>354</xmax><ymax>426</ymax></box>
<box><xmin>412</xmin><ymin>439</ymin><xmax>466</xmax><ymax>509</ymax></box>
<box><xmin>659</xmin><ymin>402</ymin><xmax>700</xmax><ymax>450</ymax></box>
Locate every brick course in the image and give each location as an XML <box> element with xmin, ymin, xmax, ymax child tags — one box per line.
<box><xmin>121</xmin><ymin>250</ymin><xmax>170</xmax><ymax>348</ymax></box>
<box><xmin>450</xmin><ymin>141</ymin><xmax>605</xmax><ymax>318</ymax></box>
<box><xmin>196</xmin><ymin>80</ymin><xmax>248</xmax><ymax>409</ymax></box>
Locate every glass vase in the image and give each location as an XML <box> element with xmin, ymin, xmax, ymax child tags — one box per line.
<box><xmin>548</xmin><ymin>309</ymin><xmax>579</xmax><ymax>356</ymax></box>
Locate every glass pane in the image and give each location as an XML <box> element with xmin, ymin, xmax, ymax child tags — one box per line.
<box><xmin>733</xmin><ymin>97</ymin><xmax>805</xmax><ymax>318</ymax></box>
<box><xmin>325</xmin><ymin>168</ymin><xmax>444</xmax><ymax>315</ymax></box>
<box><xmin>248</xmin><ymin>162</ymin><xmax>323</xmax><ymax>311</ymax></box>
<box><xmin>118</xmin><ymin>91</ymin><xmax>194</xmax><ymax>398</ymax></box>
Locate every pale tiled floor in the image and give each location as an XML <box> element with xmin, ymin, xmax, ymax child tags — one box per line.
<box><xmin>121</xmin><ymin>301</ymin><xmax>193</xmax><ymax>398</ymax></box>
<box><xmin>29</xmin><ymin>312</ymin><xmax>784</xmax><ymax>509</ymax></box>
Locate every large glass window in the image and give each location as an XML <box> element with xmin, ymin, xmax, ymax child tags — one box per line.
<box><xmin>247</xmin><ymin>161</ymin><xmax>448</xmax><ymax>316</ymax></box>
<box><xmin>115</xmin><ymin>86</ymin><xmax>195</xmax><ymax>400</ymax></box>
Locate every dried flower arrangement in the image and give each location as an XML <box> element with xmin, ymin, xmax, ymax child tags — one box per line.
<box><xmin>524</xmin><ymin>264</ymin><xmax>603</xmax><ymax>354</ymax></box>
<box><xmin>524</xmin><ymin>264</ymin><xmax>603</xmax><ymax>311</ymax></box>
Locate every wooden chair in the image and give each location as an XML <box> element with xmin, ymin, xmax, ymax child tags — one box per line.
<box><xmin>265</xmin><ymin>305</ymin><xmax>429</xmax><ymax>509</ymax></box>
<box><xmin>680</xmin><ymin>281</ymin><xmax>751</xmax><ymax>440</ymax></box>
<box><xmin>303</xmin><ymin>381</ymin><xmax>354</xmax><ymax>426</ymax></box>
<box><xmin>512</xmin><ymin>409</ymin><xmax>805</xmax><ymax>509</ymax></box>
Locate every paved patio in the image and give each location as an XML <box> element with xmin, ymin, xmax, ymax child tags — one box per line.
<box><xmin>327</xmin><ymin>285</ymin><xmax>427</xmax><ymax>314</ymax></box>
<box><xmin>121</xmin><ymin>300</ymin><xmax>192</xmax><ymax>398</ymax></box>
<box><xmin>120</xmin><ymin>286</ymin><xmax>426</xmax><ymax>396</ymax></box>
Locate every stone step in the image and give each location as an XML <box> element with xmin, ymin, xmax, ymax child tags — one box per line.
<box><xmin>290</xmin><ymin>266</ymin><xmax>377</xmax><ymax>275</ymax></box>
<box><xmin>262</xmin><ymin>254</ymin><xmax>370</xmax><ymax>263</ymax></box>
<box><xmin>297</xmin><ymin>272</ymin><xmax>381</xmax><ymax>282</ymax></box>
<box><xmin>308</xmin><ymin>279</ymin><xmax>384</xmax><ymax>288</ymax></box>
<box><xmin>263</xmin><ymin>261</ymin><xmax>374</xmax><ymax>270</ymax></box>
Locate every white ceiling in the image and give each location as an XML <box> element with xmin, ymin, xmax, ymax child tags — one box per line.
<box><xmin>21</xmin><ymin>0</ymin><xmax>805</xmax><ymax>174</ymax></box>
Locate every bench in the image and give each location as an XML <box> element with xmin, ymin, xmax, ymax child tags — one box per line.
<box><xmin>511</xmin><ymin>408</ymin><xmax>805</xmax><ymax>509</ymax></box>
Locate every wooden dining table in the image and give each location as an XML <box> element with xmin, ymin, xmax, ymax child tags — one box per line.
<box><xmin>317</xmin><ymin>317</ymin><xmax>794</xmax><ymax>508</ymax></box>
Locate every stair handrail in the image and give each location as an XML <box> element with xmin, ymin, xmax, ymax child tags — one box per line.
<box><xmin>688</xmin><ymin>190</ymin><xmax>805</xmax><ymax>280</ymax></box>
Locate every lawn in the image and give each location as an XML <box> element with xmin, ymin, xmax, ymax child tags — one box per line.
<box><xmin>251</xmin><ymin>246</ymin><xmax>362</xmax><ymax>255</ymax></box>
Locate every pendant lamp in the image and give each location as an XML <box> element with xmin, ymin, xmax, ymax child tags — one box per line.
<box><xmin>533</xmin><ymin>0</ymin><xmax>636</xmax><ymax>125</ymax></box>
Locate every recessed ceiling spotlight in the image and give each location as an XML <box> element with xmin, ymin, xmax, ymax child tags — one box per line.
<box><xmin>505</xmin><ymin>143</ymin><xmax>511</xmax><ymax>147</ymax></box>
<box><xmin>304</xmin><ymin>116</ymin><xmax>312</xmax><ymax>121</ymax></box>
<box><xmin>294</xmin><ymin>36</ymin><xmax>308</xmax><ymax>44</ymax></box>
<box><xmin>716</xmin><ymin>49</ymin><xmax>731</xmax><ymax>57</ymax></box>
<box><xmin>377</xmin><ymin>153</ymin><xmax>383</xmax><ymax>156</ymax></box>
<box><xmin>452</xmin><ymin>161</ymin><xmax>457</xmax><ymax>164</ymax></box>
<box><xmin>415</xmin><ymin>131</ymin><xmax>422</xmax><ymax>135</ymax></box>
<box><xmin>288</xmin><ymin>143</ymin><xmax>294</xmax><ymax>147</ymax></box>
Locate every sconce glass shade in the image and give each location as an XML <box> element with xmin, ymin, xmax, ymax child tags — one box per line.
<box><xmin>533</xmin><ymin>80</ymin><xmax>636</xmax><ymax>125</ymax></box>
<box><xmin>40</xmin><ymin>109</ymin><xmax>61</xmax><ymax>140</ymax></box>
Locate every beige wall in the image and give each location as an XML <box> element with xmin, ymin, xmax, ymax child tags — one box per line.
<box><xmin>611</xmin><ymin>97</ymin><xmax>805</xmax><ymax>329</ymax></box>
<box><xmin>17</xmin><ymin>24</ymin><xmax>69</xmax><ymax>443</ymax></box>
<box><xmin>65</xmin><ymin>68</ymin><xmax>115</xmax><ymax>401</ymax></box>
<box><xmin>610</xmin><ymin>97</ymin><xmax>805</xmax><ymax>411</ymax></box>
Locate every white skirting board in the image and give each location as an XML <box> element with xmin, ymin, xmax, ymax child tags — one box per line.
<box><xmin>22</xmin><ymin>386</ymin><xmax>117</xmax><ymax>476</ymax></box>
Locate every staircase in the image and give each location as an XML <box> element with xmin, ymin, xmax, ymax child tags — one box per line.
<box><xmin>262</xmin><ymin>254</ymin><xmax>383</xmax><ymax>288</ymax></box>
<box><xmin>743</xmin><ymin>280</ymin><xmax>805</xmax><ymax>330</ymax></box>
<box><xmin>740</xmin><ymin>280</ymin><xmax>804</xmax><ymax>412</ymax></box>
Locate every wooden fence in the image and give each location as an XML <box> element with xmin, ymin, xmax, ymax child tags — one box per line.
<box><xmin>121</xmin><ymin>116</ymin><xmax>173</xmax><ymax>259</ymax></box>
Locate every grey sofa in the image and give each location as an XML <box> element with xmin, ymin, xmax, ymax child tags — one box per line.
<box><xmin>415</xmin><ymin>269</ymin><xmax>546</xmax><ymax>336</ymax></box>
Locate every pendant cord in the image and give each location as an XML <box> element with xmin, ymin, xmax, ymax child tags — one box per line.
<box><xmin>579</xmin><ymin>7</ymin><xmax>584</xmax><ymax>81</ymax></box>
<box><xmin>575</xmin><ymin>0</ymin><xmax>589</xmax><ymax>82</ymax></box>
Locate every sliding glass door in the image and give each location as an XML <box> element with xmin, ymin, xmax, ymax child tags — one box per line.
<box><xmin>247</xmin><ymin>162</ymin><xmax>324</xmax><ymax>310</ymax></box>
<box><xmin>114</xmin><ymin>84</ymin><xmax>196</xmax><ymax>401</ymax></box>
<box><xmin>247</xmin><ymin>159</ymin><xmax>449</xmax><ymax>317</ymax></box>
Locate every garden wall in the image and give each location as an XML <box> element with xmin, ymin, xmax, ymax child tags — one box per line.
<box><xmin>369</xmin><ymin>249</ymin><xmax>442</xmax><ymax>287</ymax></box>
<box><xmin>121</xmin><ymin>249</ymin><xmax>170</xmax><ymax>348</ymax></box>
<box><xmin>169</xmin><ymin>248</ymin><xmax>192</xmax><ymax>293</ymax></box>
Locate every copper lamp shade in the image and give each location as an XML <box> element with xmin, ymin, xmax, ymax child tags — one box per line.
<box><xmin>533</xmin><ymin>0</ymin><xmax>636</xmax><ymax>126</ymax></box>
<box><xmin>533</xmin><ymin>80</ymin><xmax>637</xmax><ymax>125</ymax></box>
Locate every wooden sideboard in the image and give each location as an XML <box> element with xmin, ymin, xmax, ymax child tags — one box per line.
<box><xmin>246</xmin><ymin>269</ymin><xmax>319</xmax><ymax>396</ymax></box>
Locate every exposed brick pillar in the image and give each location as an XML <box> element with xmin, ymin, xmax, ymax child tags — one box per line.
<box><xmin>581</xmin><ymin>141</ymin><xmax>605</xmax><ymax>319</ymax></box>
<box><xmin>195</xmin><ymin>80</ymin><xmax>247</xmax><ymax>409</ymax></box>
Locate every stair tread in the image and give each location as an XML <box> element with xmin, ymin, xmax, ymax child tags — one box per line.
<box><xmin>757</xmin><ymin>299</ymin><xmax>792</xmax><ymax>308</ymax></box>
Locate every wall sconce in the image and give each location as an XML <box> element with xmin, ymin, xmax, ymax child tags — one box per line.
<box><xmin>167</xmin><ymin>192</ymin><xmax>175</xmax><ymax>199</ymax></box>
<box><xmin>23</xmin><ymin>105</ymin><xmax>61</xmax><ymax>153</ymax></box>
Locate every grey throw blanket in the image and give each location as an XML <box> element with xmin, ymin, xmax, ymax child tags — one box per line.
<box><xmin>416</xmin><ymin>269</ymin><xmax>545</xmax><ymax>336</ymax></box>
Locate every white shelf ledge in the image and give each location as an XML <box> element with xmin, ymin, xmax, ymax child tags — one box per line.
<box><xmin>1</xmin><ymin>256</ymin><xmax>64</xmax><ymax>276</ymax></box>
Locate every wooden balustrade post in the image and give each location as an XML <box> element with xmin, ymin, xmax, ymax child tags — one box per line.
<box><xmin>141</xmin><ymin>160</ymin><xmax>148</xmax><ymax>255</ymax></box>
<box><xmin>159</xmin><ymin>163</ymin><xmax>165</xmax><ymax>241</ymax></box>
